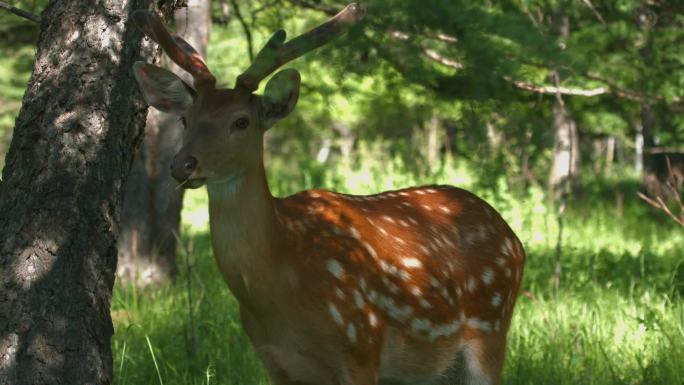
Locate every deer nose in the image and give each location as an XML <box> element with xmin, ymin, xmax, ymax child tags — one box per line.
<box><xmin>170</xmin><ymin>154</ymin><xmax>198</xmax><ymax>181</ymax></box>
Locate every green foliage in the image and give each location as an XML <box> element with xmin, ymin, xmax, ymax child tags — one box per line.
<box><xmin>0</xmin><ymin>1</ymin><xmax>47</xmax><ymax>169</ymax></box>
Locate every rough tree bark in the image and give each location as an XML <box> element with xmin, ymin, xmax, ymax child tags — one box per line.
<box><xmin>118</xmin><ymin>0</ymin><xmax>212</xmax><ymax>287</ymax></box>
<box><xmin>0</xmin><ymin>1</ymin><xmax>172</xmax><ymax>384</ymax></box>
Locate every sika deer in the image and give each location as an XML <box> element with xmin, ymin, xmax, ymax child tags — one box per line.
<box><xmin>132</xmin><ymin>4</ymin><xmax>525</xmax><ymax>384</ymax></box>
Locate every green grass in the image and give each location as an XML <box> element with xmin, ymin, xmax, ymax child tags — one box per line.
<box><xmin>111</xmin><ymin>158</ymin><xmax>684</xmax><ymax>385</ymax></box>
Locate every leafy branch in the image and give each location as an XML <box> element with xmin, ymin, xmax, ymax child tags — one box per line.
<box><xmin>0</xmin><ymin>1</ymin><xmax>40</xmax><ymax>23</ymax></box>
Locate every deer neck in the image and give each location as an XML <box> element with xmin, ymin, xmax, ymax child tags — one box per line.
<box><xmin>206</xmin><ymin>163</ymin><xmax>284</xmax><ymax>304</ymax></box>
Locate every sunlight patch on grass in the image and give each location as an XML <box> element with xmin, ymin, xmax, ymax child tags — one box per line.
<box><xmin>182</xmin><ymin>188</ymin><xmax>210</xmax><ymax>235</ymax></box>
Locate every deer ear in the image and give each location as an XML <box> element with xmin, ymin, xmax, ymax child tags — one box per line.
<box><xmin>133</xmin><ymin>61</ymin><xmax>195</xmax><ymax>114</ymax></box>
<box><xmin>261</xmin><ymin>69</ymin><xmax>300</xmax><ymax>128</ymax></box>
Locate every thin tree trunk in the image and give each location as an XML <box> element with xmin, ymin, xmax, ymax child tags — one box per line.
<box><xmin>0</xmin><ymin>2</ymin><xmax>170</xmax><ymax>384</ymax></box>
<box><xmin>606</xmin><ymin>136</ymin><xmax>615</xmax><ymax>173</ymax></box>
<box><xmin>548</xmin><ymin>11</ymin><xmax>579</xmax><ymax>296</ymax></box>
<box><xmin>427</xmin><ymin>116</ymin><xmax>440</xmax><ymax>169</ymax></box>
<box><xmin>118</xmin><ymin>0</ymin><xmax>212</xmax><ymax>287</ymax></box>
<box><xmin>640</xmin><ymin>103</ymin><xmax>660</xmax><ymax>194</ymax></box>
<box><xmin>549</xmin><ymin>98</ymin><xmax>581</xmax><ymax>196</ymax></box>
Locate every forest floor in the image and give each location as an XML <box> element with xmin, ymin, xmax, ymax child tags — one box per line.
<box><xmin>110</xmin><ymin>172</ymin><xmax>684</xmax><ymax>385</ymax></box>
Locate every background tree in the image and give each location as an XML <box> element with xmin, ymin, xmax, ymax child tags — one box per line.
<box><xmin>118</xmin><ymin>0</ymin><xmax>213</xmax><ymax>287</ymax></box>
<box><xmin>0</xmin><ymin>1</ymin><xmax>174</xmax><ymax>383</ymax></box>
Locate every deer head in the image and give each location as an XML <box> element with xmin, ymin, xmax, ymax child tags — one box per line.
<box><xmin>131</xmin><ymin>4</ymin><xmax>362</xmax><ymax>189</ymax></box>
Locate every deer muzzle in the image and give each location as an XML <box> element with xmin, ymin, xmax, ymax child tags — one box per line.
<box><xmin>170</xmin><ymin>153</ymin><xmax>205</xmax><ymax>188</ymax></box>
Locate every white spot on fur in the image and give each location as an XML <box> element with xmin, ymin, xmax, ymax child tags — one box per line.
<box><xmin>363</xmin><ymin>241</ymin><xmax>378</xmax><ymax>259</ymax></box>
<box><xmin>347</xmin><ymin>323</ymin><xmax>357</xmax><ymax>343</ymax></box>
<box><xmin>428</xmin><ymin>319</ymin><xmax>461</xmax><ymax>341</ymax></box>
<box><xmin>329</xmin><ymin>303</ymin><xmax>343</xmax><ymax>325</ymax></box>
<box><xmin>354</xmin><ymin>290</ymin><xmax>365</xmax><ymax>309</ymax></box>
<box><xmin>467</xmin><ymin>276</ymin><xmax>477</xmax><ymax>292</ymax></box>
<box><xmin>491</xmin><ymin>292</ymin><xmax>502</xmax><ymax>307</ymax></box>
<box><xmin>402</xmin><ymin>257</ymin><xmax>423</xmax><ymax>269</ymax></box>
<box><xmin>440</xmin><ymin>287</ymin><xmax>449</xmax><ymax>300</ymax></box>
<box><xmin>467</xmin><ymin>318</ymin><xmax>492</xmax><ymax>334</ymax></box>
<box><xmin>481</xmin><ymin>268</ymin><xmax>495</xmax><ymax>286</ymax></box>
<box><xmin>411</xmin><ymin>318</ymin><xmax>431</xmax><ymax>333</ymax></box>
<box><xmin>368</xmin><ymin>311</ymin><xmax>378</xmax><ymax>327</ymax></box>
<box><xmin>326</xmin><ymin>259</ymin><xmax>344</xmax><ymax>279</ymax></box>
<box><xmin>409</xmin><ymin>286</ymin><xmax>422</xmax><ymax>296</ymax></box>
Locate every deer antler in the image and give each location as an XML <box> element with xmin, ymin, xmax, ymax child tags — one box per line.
<box><xmin>235</xmin><ymin>3</ymin><xmax>363</xmax><ymax>92</ymax></box>
<box><xmin>132</xmin><ymin>10</ymin><xmax>216</xmax><ymax>90</ymax></box>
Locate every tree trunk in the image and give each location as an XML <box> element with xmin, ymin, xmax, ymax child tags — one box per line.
<box><xmin>548</xmin><ymin>13</ymin><xmax>581</xmax><ymax>198</ymax></box>
<box><xmin>549</xmin><ymin>99</ymin><xmax>581</xmax><ymax>196</ymax></box>
<box><xmin>0</xmin><ymin>2</ymin><xmax>171</xmax><ymax>384</ymax></box>
<box><xmin>427</xmin><ymin>116</ymin><xmax>440</xmax><ymax>170</ymax></box>
<box><xmin>118</xmin><ymin>0</ymin><xmax>212</xmax><ymax>287</ymax></box>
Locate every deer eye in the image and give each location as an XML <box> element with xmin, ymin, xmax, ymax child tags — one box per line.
<box><xmin>233</xmin><ymin>117</ymin><xmax>249</xmax><ymax>131</ymax></box>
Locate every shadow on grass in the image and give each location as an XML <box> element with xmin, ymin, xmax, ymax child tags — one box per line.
<box><xmin>112</xmin><ymin>232</ymin><xmax>268</xmax><ymax>385</ymax></box>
